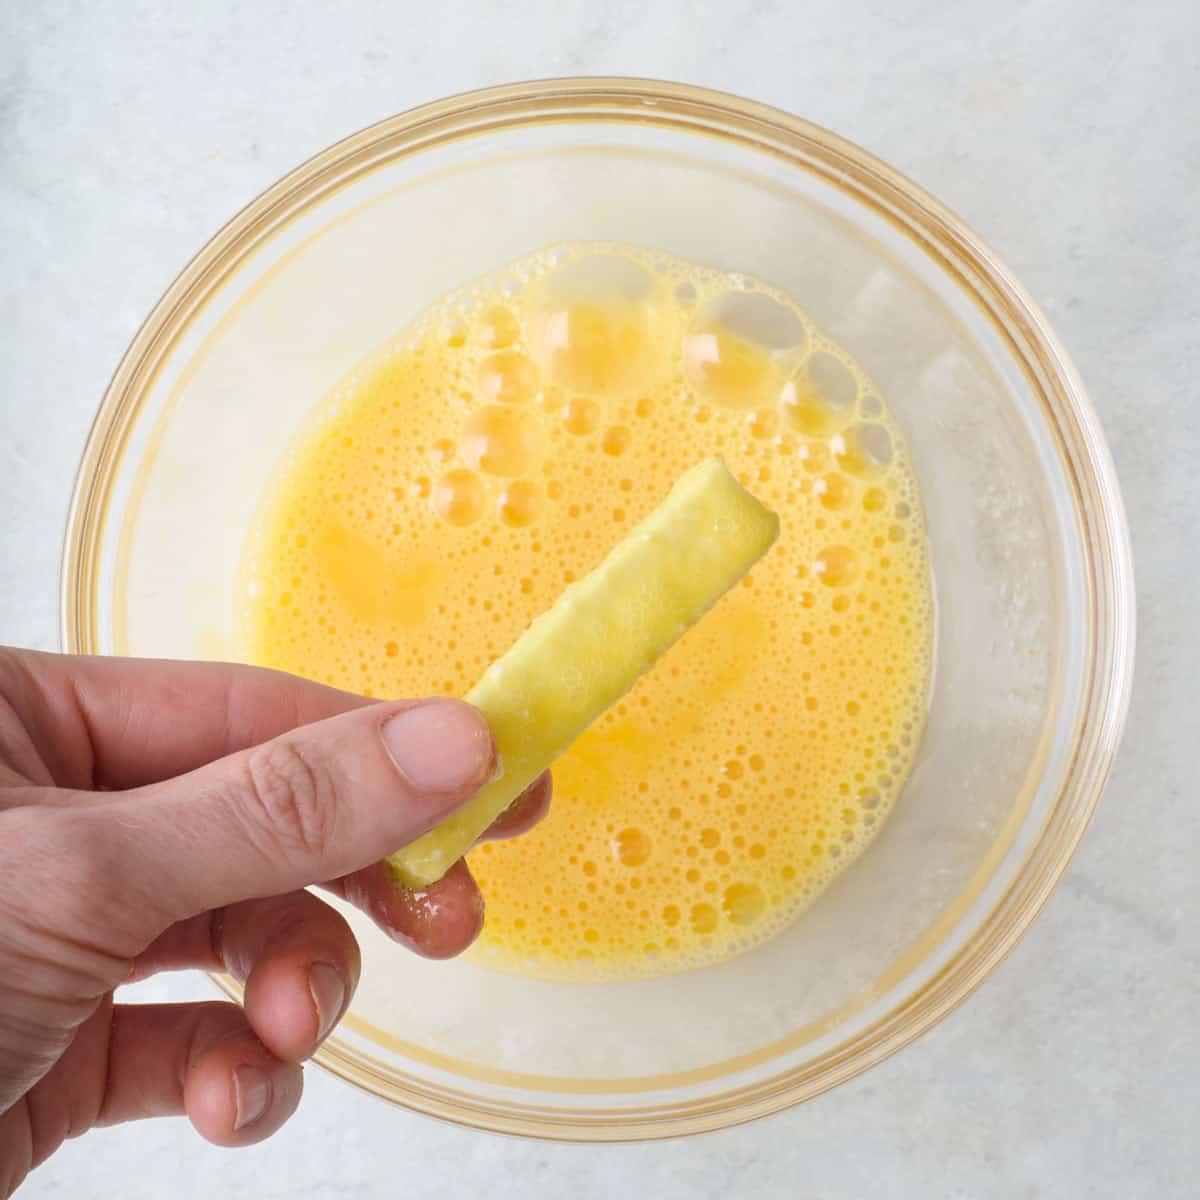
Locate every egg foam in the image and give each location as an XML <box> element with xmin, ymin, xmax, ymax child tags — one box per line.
<box><xmin>238</xmin><ymin>243</ymin><xmax>934</xmax><ymax>981</ymax></box>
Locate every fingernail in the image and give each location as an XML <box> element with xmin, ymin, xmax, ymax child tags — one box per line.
<box><xmin>233</xmin><ymin>1065</ymin><xmax>272</xmax><ymax>1131</ymax></box>
<box><xmin>308</xmin><ymin>961</ymin><xmax>345</xmax><ymax>1044</ymax></box>
<box><xmin>381</xmin><ymin>700</ymin><xmax>494</xmax><ymax>796</ymax></box>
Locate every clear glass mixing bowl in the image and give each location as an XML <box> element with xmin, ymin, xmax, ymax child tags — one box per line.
<box><xmin>61</xmin><ymin>79</ymin><xmax>1134</xmax><ymax>1139</ymax></box>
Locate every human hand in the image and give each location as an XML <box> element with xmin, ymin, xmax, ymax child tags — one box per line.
<box><xmin>0</xmin><ymin>649</ymin><xmax>550</xmax><ymax>1195</ymax></box>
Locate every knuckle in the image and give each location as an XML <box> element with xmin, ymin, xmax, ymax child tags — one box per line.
<box><xmin>0</xmin><ymin>808</ymin><xmax>55</xmax><ymax>921</ymax></box>
<box><xmin>241</xmin><ymin>738</ymin><xmax>337</xmax><ymax>858</ymax></box>
<box><xmin>1</xmin><ymin>805</ymin><xmax>106</xmax><ymax>897</ymax></box>
<box><xmin>0</xmin><ymin>805</ymin><xmax>144</xmax><ymax>959</ymax></box>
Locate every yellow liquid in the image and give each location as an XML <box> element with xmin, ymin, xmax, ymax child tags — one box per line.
<box><xmin>239</xmin><ymin>245</ymin><xmax>933</xmax><ymax>981</ymax></box>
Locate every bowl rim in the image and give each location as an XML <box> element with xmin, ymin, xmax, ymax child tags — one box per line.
<box><xmin>60</xmin><ymin>76</ymin><xmax>1136</xmax><ymax>1140</ymax></box>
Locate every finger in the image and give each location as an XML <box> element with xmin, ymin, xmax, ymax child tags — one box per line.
<box><xmin>98</xmin><ymin>1001</ymin><xmax>302</xmax><ymax>1146</ymax></box>
<box><xmin>476</xmin><ymin>771</ymin><xmax>552</xmax><ymax>842</ymax></box>
<box><xmin>4</xmin><ymin>649</ymin><xmax>374</xmax><ymax>791</ymax></box>
<box><xmin>65</xmin><ymin>697</ymin><xmax>496</xmax><ymax>933</ymax></box>
<box><xmin>330</xmin><ymin>858</ymin><xmax>484</xmax><ymax>960</ymax></box>
<box><xmin>324</xmin><ymin>773</ymin><xmax>548</xmax><ymax>956</ymax></box>
<box><xmin>239</xmin><ymin>895</ymin><xmax>358</xmax><ymax>1063</ymax></box>
<box><xmin>130</xmin><ymin>777</ymin><xmax>549</xmax><ymax>971</ymax></box>
<box><xmin>132</xmin><ymin>891</ymin><xmax>360</xmax><ymax>1062</ymax></box>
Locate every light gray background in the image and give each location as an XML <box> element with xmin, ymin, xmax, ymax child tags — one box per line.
<box><xmin>3</xmin><ymin>1</ymin><xmax>1196</xmax><ymax>1196</ymax></box>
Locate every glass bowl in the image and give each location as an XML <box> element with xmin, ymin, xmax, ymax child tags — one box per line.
<box><xmin>61</xmin><ymin>78</ymin><xmax>1134</xmax><ymax>1140</ymax></box>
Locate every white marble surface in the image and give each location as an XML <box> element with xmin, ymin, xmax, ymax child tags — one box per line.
<box><xmin>2</xmin><ymin>1</ymin><xmax>1196</xmax><ymax>1195</ymax></box>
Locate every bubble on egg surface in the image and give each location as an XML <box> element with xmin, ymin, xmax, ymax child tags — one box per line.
<box><xmin>474</xmin><ymin>304</ymin><xmax>521</xmax><ymax>349</ymax></box>
<box><xmin>433</xmin><ymin>468</ymin><xmax>485</xmax><ymax>526</ymax></box>
<box><xmin>525</xmin><ymin>254</ymin><xmax>674</xmax><ymax>396</ymax></box>
<box><xmin>833</xmin><ymin>423</ymin><xmax>894</xmax><ymax>479</ymax></box>
<box><xmin>460</xmin><ymin>405</ymin><xmax>544</xmax><ymax>477</ymax></box>
<box><xmin>497</xmin><ymin>480</ymin><xmax>540</xmax><ymax>527</ymax></box>
<box><xmin>681</xmin><ymin>290</ymin><xmax>806</xmax><ymax>412</ymax></box>
<box><xmin>478</xmin><ymin>350</ymin><xmax>539</xmax><ymax>405</ymax></box>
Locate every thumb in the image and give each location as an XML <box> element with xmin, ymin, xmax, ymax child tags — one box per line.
<box><xmin>83</xmin><ymin>697</ymin><xmax>496</xmax><ymax>927</ymax></box>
